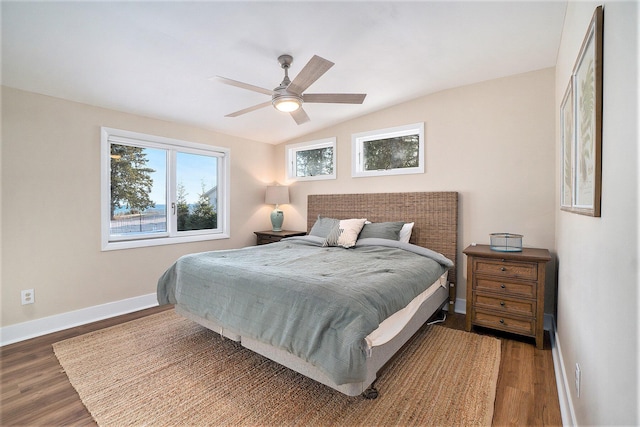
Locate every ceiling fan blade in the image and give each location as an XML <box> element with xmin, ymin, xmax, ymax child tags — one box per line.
<box><xmin>303</xmin><ymin>93</ymin><xmax>367</xmax><ymax>104</ymax></box>
<box><xmin>287</xmin><ymin>55</ymin><xmax>334</xmax><ymax>95</ymax></box>
<box><xmin>290</xmin><ymin>107</ymin><xmax>310</xmax><ymax>125</ymax></box>
<box><xmin>216</xmin><ymin>76</ymin><xmax>274</xmax><ymax>96</ymax></box>
<box><xmin>225</xmin><ymin>101</ymin><xmax>272</xmax><ymax>117</ymax></box>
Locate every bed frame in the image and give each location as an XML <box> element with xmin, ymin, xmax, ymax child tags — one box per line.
<box><xmin>178</xmin><ymin>191</ymin><xmax>458</xmax><ymax>398</ymax></box>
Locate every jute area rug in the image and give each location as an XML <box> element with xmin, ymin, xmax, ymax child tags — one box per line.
<box><xmin>53</xmin><ymin>310</ymin><xmax>501</xmax><ymax>426</ymax></box>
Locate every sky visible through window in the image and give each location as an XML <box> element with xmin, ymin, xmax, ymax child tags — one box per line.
<box><xmin>145</xmin><ymin>148</ymin><xmax>217</xmax><ymax>206</ymax></box>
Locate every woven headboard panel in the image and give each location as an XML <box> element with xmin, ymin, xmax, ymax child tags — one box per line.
<box><xmin>307</xmin><ymin>192</ymin><xmax>458</xmax><ymax>284</ymax></box>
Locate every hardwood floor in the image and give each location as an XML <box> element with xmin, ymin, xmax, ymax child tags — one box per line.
<box><xmin>1</xmin><ymin>307</ymin><xmax>562</xmax><ymax>426</ymax></box>
<box><xmin>442</xmin><ymin>314</ymin><xmax>562</xmax><ymax>426</ymax></box>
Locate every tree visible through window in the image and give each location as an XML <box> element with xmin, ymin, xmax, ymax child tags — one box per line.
<box><xmin>296</xmin><ymin>146</ymin><xmax>334</xmax><ymax>177</ymax></box>
<box><xmin>110</xmin><ymin>145</ymin><xmax>156</xmax><ymax>218</ymax></box>
<box><xmin>110</xmin><ymin>144</ymin><xmax>166</xmax><ymax>235</ymax></box>
<box><xmin>175</xmin><ymin>151</ymin><xmax>218</xmax><ymax>231</ymax></box>
<box><xmin>363</xmin><ymin>135</ymin><xmax>420</xmax><ymax>171</ymax></box>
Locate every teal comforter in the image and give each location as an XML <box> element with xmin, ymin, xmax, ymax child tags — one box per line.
<box><xmin>157</xmin><ymin>236</ymin><xmax>453</xmax><ymax>385</ymax></box>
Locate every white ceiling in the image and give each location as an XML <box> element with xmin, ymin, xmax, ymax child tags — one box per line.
<box><xmin>1</xmin><ymin>1</ymin><xmax>566</xmax><ymax>145</ymax></box>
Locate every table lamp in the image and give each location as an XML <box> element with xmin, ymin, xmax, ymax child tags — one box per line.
<box><xmin>265</xmin><ymin>185</ymin><xmax>289</xmax><ymax>231</ymax></box>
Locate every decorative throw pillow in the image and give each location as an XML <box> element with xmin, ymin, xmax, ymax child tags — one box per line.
<box><xmin>358</xmin><ymin>221</ymin><xmax>405</xmax><ymax>240</ymax></box>
<box><xmin>323</xmin><ymin>218</ymin><xmax>367</xmax><ymax>248</ymax></box>
<box><xmin>399</xmin><ymin>222</ymin><xmax>414</xmax><ymax>243</ymax></box>
<box><xmin>309</xmin><ymin>216</ymin><xmax>340</xmax><ymax>238</ymax></box>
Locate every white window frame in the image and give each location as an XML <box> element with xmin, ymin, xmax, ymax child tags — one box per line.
<box><xmin>285</xmin><ymin>137</ymin><xmax>337</xmax><ymax>181</ymax></box>
<box><xmin>351</xmin><ymin>122</ymin><xmax>425</xmax><ymax>178</ymax></box>
<box><xmin>100</xmin><ymin>127</ymin><xmax>230</xmax><ymax>251</ymax></box>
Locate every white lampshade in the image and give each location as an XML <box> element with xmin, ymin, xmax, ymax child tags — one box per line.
<box><xmin>265</xmin><ymin>185</ymin><xmax>289</xmax><ymax>205</ymax></box>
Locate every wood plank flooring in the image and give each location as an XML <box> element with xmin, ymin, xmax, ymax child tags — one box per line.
<box><xmin>443</xmin><ymin>314</ymin><xmax>562</xmax><ymax>426</ymax></box>
<box><xmin>1</xmin><ymin>307</ymin><xmax>561</xmax><ymax>426</ymax></box>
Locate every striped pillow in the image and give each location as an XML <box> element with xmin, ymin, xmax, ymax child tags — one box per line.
<box><xmin>323</xmin><ymin>218</ymin><xmax>367</xmax><ymax>248</ymax></box>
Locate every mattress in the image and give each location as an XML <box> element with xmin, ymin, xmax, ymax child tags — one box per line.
<box><xmin>366</xmin><ymin>271</ymin><xmax>448</xmax><ymax>349</ymax></box>
<box><xmin>177</xmin><ymin>271</ymin><xmax>448</xmax><ymax>354</ymax></box>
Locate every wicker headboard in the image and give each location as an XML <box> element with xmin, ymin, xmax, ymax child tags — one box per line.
<box><xmin>307</xmin><ymin>192</ymin><xmax>458</xmax><ymax>285</ymax></box>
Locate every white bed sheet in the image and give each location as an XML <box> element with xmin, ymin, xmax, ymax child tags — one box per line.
<box><xmin>365</xmin><ymin>271</ymin><xmax>448</xmax><ymax>349</ymax></box>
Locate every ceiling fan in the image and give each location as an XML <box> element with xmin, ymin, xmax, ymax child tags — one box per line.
<box><xmin>217</xmin><ymin>54</ymin><xmax>367</xmax><ymax>125</ymax></box>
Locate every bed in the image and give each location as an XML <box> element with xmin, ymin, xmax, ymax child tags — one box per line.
<box><xmin>157</xmin><ymin>192</ymin><xmax>458</xmax><ymax>398</ymax></box>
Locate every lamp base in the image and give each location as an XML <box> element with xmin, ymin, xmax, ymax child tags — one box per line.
<box><xmin>270</xmin><ymin>209</ymin><xmax>284</xmax><ymax>232</ymax></box>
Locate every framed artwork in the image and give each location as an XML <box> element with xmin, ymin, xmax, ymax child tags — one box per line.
<box><xmin>561</xmin><ymin>5</ymin><xmax>603</xmax><ymax>217</ymax></box>
<box><xmin>560</xmin><ymin>79</ymin><xmax>574</xmax><ymax>210</ymax></box>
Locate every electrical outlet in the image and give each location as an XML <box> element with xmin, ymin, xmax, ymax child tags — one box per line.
<box><xmin>21</xmin><ymin>289</ymin><xmax>35</xmax><ymax>305</ymax></box>
<box><xmin>575</xmin><ymin>363</ymin><xmax>581</xmax><ymax>398</ymax></box>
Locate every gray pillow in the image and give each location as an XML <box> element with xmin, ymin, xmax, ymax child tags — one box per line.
<box><xmin>358</xmin><ymin>221</ymin><xmax>405</xmax><ymax>241</ymax></box>
<box><xmin>309</xmin><ymin>216</ymin><xmax>340</xmax><ymax>238</ymax></box>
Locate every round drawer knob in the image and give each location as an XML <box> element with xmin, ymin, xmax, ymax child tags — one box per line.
<box><xmin>500</xmin><ymin>267</ymin><xmax>507</xmax><ymax>271</ymax></box>
<box><xmin>500</xmin><ymin>301</ymin><xmax>505</xmax><ymax>306</ymax></box>
<box><xmin>501</xmin><ymin>284</ymin><xmax>506</xmax><ymax>289</ymax></box>
<box><xmin>499</xmin><ymin>319</ymin><xmax>505</xmax><ymax>324</ymax></box>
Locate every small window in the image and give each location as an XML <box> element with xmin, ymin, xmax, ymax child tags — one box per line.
<box><xmin>101</xmin><ymin>127</ymin><xmax>230</xmax><ymax>251</ymax></box>
<box><xmin>352</xmin><ymin>123</ymin><xmax>425</xmax><ymax>177</ymax></box>
<box><xmin>285</xmin><ymin>137</ymin><xmax>336</xmax><ymax>181</ymax></box>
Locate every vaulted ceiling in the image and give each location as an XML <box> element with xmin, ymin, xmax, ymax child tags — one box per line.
<box><xmin>1</xmin><ymin>1</ymin><xmax>566</xmax><ymax>144</ymax></box>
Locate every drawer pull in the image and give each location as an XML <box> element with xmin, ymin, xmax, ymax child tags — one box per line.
<box><xmin>500</xmin><ymin>301</ymin><xmax>505</xmax><ymax>307</ymax></box>
<box><xmin>501</xmin><ymin>284</ymin><xmax>506</xmax><ymax>289</ymax></box>
<box><xmin>499</xmin><ymin>319</ymin><xmax>505</xmax><ymax>324</ymax></box>
<box><xmin>500</xmin><ymin>267</ymin><xmax>507</xmax><ymax>271</ymax></box>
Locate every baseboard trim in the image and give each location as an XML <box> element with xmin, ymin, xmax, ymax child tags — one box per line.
<box><xmin>549</xmin><ymin>316</ymin><xmax>577</xmax><ymax>426</ymax></box>
<box><xmin>0</xmin><ymin>293</ymin><xmax>158</xmax><ymax>346</ymax></box>
<box><xmin>452</xmin><ymin>298</ymin><xmax>466</xmax><ymax>314</ymax></box>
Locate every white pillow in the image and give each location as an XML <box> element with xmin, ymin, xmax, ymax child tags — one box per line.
<box><xmin>399</xmin><ymin>222</ymin><xmax>414</xmax><ymax>243</ymax></box>
<box><xmin>323</xmin><ymin>218</ymin><xmax>367</xmax><ymax>248</ymax></box>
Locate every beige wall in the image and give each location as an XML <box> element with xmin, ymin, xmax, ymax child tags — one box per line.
<box><xmin>1</xmin><ymin>86</ymin><xmax>276</xmax><ymax>327</ymax></box>
<box><xmin>275</xmin><ymin>68</ymin><xmax>557</xmax><ymax>312</ymax></box>
<box><xmin>555</xmin><ymin>2</ymin><xmax>638</xmax><ymax>425</ymax></box>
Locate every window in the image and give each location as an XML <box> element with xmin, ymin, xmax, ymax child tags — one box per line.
<box><xmin>285</xmin><ymin>137</ymin><xmax>336</xmax><ymax>181</ymax></box>
<box><xmin>352</xmin><ymin>123</ymin><xmax>425</xmax><ymax>177</ymax></box>
<box><xmin>101</xmin><ymin>127</ymin><xmax>230</xmax><ymax>250</ymax></box>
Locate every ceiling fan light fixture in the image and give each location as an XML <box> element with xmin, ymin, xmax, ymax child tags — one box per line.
<box><xmin>272</xmin><ymin>95</ymin><xmax>302</xmax><ymax>112</ymax></box>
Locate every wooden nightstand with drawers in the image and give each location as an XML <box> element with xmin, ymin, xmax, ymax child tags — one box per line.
<box><xmin>463</xmin><ymin>244</ymin><xmax>551</xmax><ymax>349</ymax></box>
<box><xmin>254</xmin><ymin>230</ymin><xmax>306</xmax><ymax>245</ymax></box>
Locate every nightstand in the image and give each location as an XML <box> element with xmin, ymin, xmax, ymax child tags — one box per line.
<box><xmin>463</xmin><ymin>244</ymin><xmax>551</xmax><ymax>349</ymax></box>
<box><xmin>254</xmin><ymin>230</ymin><xmax>306</xmax><ymax>245</ymax></box>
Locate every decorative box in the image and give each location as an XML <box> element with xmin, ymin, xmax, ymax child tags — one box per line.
<box><xmin>490</xmin><ymin>233</ymin><xmax>523</xmax><ymax>252</ymax></box>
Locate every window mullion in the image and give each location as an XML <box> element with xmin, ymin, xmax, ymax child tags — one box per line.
<box><xmin>167</xmin><ymin>149</ymin><xmax>177</xmax><ymax>237</ymax></box>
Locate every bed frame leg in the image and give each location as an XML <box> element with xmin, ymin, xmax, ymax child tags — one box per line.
<box><xmin>362</xmin><ymin>386</ymin><xmax>379</xmax><ymax>400</ymax></box>
<box><xmin>448</xmin><ymin>281</ymin><xmax>456</xmax><ymax>313</ymax></box>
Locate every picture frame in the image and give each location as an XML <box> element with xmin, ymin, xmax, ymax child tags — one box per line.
<box><xmin>560</xmin><ymin>79</ymin><xmax>574</xmax><ymax>210</ymax></box>
<box><xmin>560</xmin><ymin>5</ymin><xmax>603</xmax><ymax>217</ymax></box>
